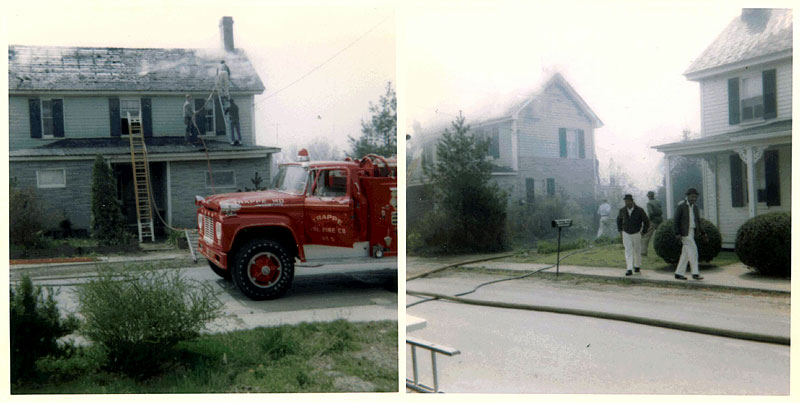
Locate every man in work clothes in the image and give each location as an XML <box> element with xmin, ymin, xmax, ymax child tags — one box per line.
<box><xmin>596</xmin><ymin>199</ymin><xmax>612</xmax><ymax>239</ymax></box>
<box><xmin>226</xmin><ymin>98</ymin><xmax>241</xmax><ymax>145</ymax></box>
<box><xmin>640</xmin><ymin>191</ymin><xmax>663</xmax><ymax>257</ymax></box>
<box><xmin>183</xmin><ymin>94</ymin><xmax>197</xmax><ymax>142</ymax></box>
<box><xmin>617</xmin><ymin>194</ymin><xmax>650</xmax><ymax>276</ymax></box>
<box><xmin>673</xmin><ymin>188</ymin><xmax>706</xmax><ymax>280</ymax></box>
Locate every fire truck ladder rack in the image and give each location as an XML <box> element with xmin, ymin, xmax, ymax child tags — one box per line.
<box><xmin>406</xmin><ymin>337</ymin><xmax>460</xmax><ymax>393</ymax></box>
<box><xmin>185</xmin><ymin>229</ymin><xmax>201</xmax><ymax>263</ymax></box>
<box><xmin>127</xmin><ymin>112</ymin><xmax>156</xmax><ymax>243</ymax></box>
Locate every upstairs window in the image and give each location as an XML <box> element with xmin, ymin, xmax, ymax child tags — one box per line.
<box><xmin>120</xmin><ymin>98</ymin><xmax>141</xmax><ymax>135</ymax></box>
<box><xmin>728</xmin><ymin>69</ymin><xmax>777</xmax><ymax>125</ymax></box>
<box><xmin>559</xmin><ymin>128</ymin><xmax>585</xmax><ymax>158</ymax></box>
<box><xmin>41</xmin><ymin>100</ymin><xmax>55</xmax><ymax>137</ymax></box>
<box><xmin>28</xmin><ymin>98</ymin><xmax>64</xmax><ymax>139</ymax></box>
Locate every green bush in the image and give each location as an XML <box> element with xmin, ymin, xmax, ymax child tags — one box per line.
<box><xmin>653</xmin><ymin>218</ymin><xmax>722</xmax><ymax>265</ymax></box>
<box><xmin>91</xmin><ymin>155</ymin><xmax>129</xmax><ymax>246</ymax></box>
<box><xmin>735</xmin><ymin>212</ymin><xmax>790</xmax><ymax>277</ymax></box>
<box><xmin>9</xmin><ymin>182</ymin><xmax>49</xmax><ymax>248</ymax></box>
<box><xmin>166</xmin><ymin>228</ymin><xmax>186</xmax><ymax>249</ymax></box>
<box><xmin>536</xmin><ymin>238</ymin><xmax>587</xmax><ymax>254</ymax></box>
<box><xmin>10</xmin><ymin>275</ymin><xmax>79</xmax><ymax>384</ymax></box>
<box><xmin>77</xmin><ymin>265</ymin><xmax>224</xmax><ymax>377</ymax></box>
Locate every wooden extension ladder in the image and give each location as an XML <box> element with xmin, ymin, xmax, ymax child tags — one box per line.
<box><xmin>127</xmin><ymin>112</ymin><xmax>156</xmax><ymax>243</ymax></box>
<box><xmin>216</xmin><ymin>92</ymin><xmax>232</xmax><ymax>141</ymax></box>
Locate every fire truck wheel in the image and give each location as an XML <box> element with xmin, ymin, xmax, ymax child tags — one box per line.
<box><xmin>231</xmin><ymin>239</ymin><xmax>295</xmax><ymax>300</ymax></box>
<box><xmin>207</xmin><ymin>260</ymin><xmax>231</xmax><ymax>280</ymax></box>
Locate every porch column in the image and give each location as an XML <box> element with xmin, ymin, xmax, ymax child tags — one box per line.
<box><xmin>701</xmin><ymin>155</ymin><xmax>718</xmax><ymax>226</ymax></box>
<box><xmin>511</xmin><ymin>118</ymin><xmax>519</xmax><ymax>171</ymax></box>
<box><xmin>736</xmin><ymin>146</ymin><xmax>766</xmax><ymax>218</ymax></box>
<box><xmin>665</xmin><ymin>155</ymin><xmax>674</xmax><ymax>219</ymax></box>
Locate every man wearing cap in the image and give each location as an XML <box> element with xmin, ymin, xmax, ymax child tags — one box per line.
<box><xmin>640</xmin><ymin>191</ymin><xmax>663</xmax><ymax>257</ymax></box>
<box><xmin>617</xmin><ymin>194</ymin><xmax>650</xmax><ymax>276</ymax></box>
<box><xmin>673</xmin><ymin>188</ymin><xmax>707</xmax><ymax>280</ymax></box>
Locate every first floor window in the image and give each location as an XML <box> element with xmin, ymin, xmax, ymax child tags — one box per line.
<box><xmin>206</xmin><ymin>170</ymin><xmax>236</xmax><ymax>188</ymax></box>
<box><xmin>36</xmin><ymin>169</ymin><xmax>66</xmax><ymax>188</ymax></box>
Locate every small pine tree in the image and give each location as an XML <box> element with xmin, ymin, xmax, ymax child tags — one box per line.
<box><xmin>349</xmin><ymin>81</ymin><xmax>397</xmax><ymax>158</ymax></box>
<box><xmin>91</xmin><ymin>155</ymin><xmax>128</xmax><ymax>245</ymax></box>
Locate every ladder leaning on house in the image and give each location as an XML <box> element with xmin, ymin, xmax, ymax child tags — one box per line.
<box><xmin>127</xmin><ymin>112</ymin><xmax>156</xmax><ymax>243</ymax></box>
<box><xmin>216</xmin><ymin>92</ymin><xmax>232</xmax><ymax>141</ymax></box>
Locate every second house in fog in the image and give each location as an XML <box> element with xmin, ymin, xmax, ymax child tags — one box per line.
<box><xmin>408</xmin><ymin>73</ymin><xmax>603</xmax><ymax>220</ymax></box>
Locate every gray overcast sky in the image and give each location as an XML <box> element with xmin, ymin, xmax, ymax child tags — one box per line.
<box><xmin>404</xmin><ymin>0</ymin><xmax>785</xmax><ymax>191</ymax></box>
<box><xmin>5</xmin><ymin>0</ymin><xmax>396</xmax><ymax>158</ymax></box>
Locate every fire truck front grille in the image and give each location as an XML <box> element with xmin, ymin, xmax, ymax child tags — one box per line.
<box><xmin>391</xmin><ymin>211</ymin><xmax>397</xmax><ymax>226</ymax></box>
<box><xmin>203</xmin><ymin>215</ymin><xmax>214</xmax><ymax>244</ymax></box>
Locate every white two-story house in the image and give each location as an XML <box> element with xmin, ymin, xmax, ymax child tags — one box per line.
<box><xmin>654</xmin><ymin>8</ymin><xmax>791</xmax><ymax>248</ymax></box>
<box><xmin>8</xmin><ymin>17</ymin><xmax>279</xmax><ymax>235</ymax></box>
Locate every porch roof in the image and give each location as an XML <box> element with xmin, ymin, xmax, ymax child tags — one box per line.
<box><xmin>9</xmin><ymin>137</ymin><xmax>280</xmax><ymax>159</ymax></box>
<box><xmin>652</xmin><ymin>119</ymin><xmax>791</xmax><ymax>156</ymax></box>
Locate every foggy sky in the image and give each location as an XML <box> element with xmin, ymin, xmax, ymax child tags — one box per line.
<box><xmin>5</xmin><ymin>0</ymin><xmax>396</xmax><ymax>158</ymax></box>
<box><xmin>404</xmin><ymin>1</ymin><xmax>766</xmax><ymax>191</ymax></box>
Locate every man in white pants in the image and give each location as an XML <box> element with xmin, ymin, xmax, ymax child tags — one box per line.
<box><xmin>673</xmin><ymin>188</ymin><xmax>707</xmax><ymax>280</ymax></box>
<box><xmin>617</xmin><ymin>194</ymin><xmax>650</xmax><ymax>276</ymax></box>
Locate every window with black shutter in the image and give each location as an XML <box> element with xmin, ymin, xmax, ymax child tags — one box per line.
<box><xmin>546</xmin><ymin>178</ymin><xmax>555</xmax><ymax>196</ymax></box>
<box><xmin>525</xmin><ymin>178</ymin><xmax>535</xmax><ymax>203</ymax></box>
<box><xmin>29</xmin><ymin>98</ymin><xmax>42</xmax><ymax>138</ymax></box>
<box><xmin>762</xmin><ymin>69</ymin><xmax>777</xmax><ymax>119</ymax></box>
<box><xmin>559</xmin><ymin>128</ymin><xmax>567</xmax><ymax>157</ymax></box>
<box><xmin>764</xmin><ymin>149</ymin><xmax>780</xmax><ymax>206</ymax></box>
<box><xmin>730</xmin><ymin>154</ymin><xmax>745</xmax><ymax>207</ymax></box>
<box><xmin>109</xmin><ymin>97</ymin><xmax>121</xmax><ymax>137</ymax></box>
<box><xmin>577</xmin><ymin>129</ymin><xmax>585</xmax><ymax>158</ymax></box>
<box><xmin>141</xmin><ymin>98</ymin><xmax>153</xmax><ymax>137</ymax></box>
<box><xmin>490</xmin><ymin>127</ymin><xmax>500</xmax><ymax>158</ymax></box>
<box><xmin>728</xmin><ymin>78</ymin><xmax>740</xmax><ymax>125</ymax></box>
<box><xmin>214</xmin><ymin>97</ymin><xmax>226</xmax><ymax>135</ymax></box>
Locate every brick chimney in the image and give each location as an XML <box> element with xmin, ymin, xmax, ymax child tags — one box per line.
<box><xmin>219</xmin><ymin>16</ymin><xmax>234</xmax><ymax>52</ymax></box>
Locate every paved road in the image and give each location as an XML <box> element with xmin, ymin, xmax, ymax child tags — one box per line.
<box><xmin>406</xmin><ymin>272</ymin><xmax>789</xmax><ymax>394</ymax></box>
<box><xmin>26</xmin><ymin>260</ymin><xmax>398</xmax><ymax>333</ymax></box>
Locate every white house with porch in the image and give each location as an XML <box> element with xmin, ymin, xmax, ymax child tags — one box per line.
<box><xmin>654</xmin><ymin>8</ymin><xmax>791</xmax><ymax>248</ymax></box>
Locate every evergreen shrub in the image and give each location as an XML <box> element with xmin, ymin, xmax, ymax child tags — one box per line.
<box><xmin>91</xmin><ymin>155</ymin><xmax>130</xmax><ymax>246</ymax></box>
<box><xmin>735</xmin><ymin>212</ymin><xmax>790</xmax><ymax>277</ymax></box>
<box><xmin>653</xmin><ymin>218</ymin><xmax>722</xmax><ymax>265</ymax></box>
<box><xmin>10</xmin><ymin>275</ymin><xmax>79</xmax><ymax>384</ymax></box>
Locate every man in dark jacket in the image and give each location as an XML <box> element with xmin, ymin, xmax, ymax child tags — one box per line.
<box><xmin>617</xmin><ymin>194</ymin><xmax>650</xmax><ymax>276</ymax></box>
<box><xmin>225</xmin><ymin>99</ymin><xmax>241</xmax><ymax>145</ymax></box>
<box><xmin>673</xmin><ymin>188</ymin><xmax>706</xmax><ymax>280</ymax></box>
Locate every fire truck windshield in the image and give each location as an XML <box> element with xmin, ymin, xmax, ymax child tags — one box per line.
<box><xmin>271</xmin><ymin>165</ymin><xmax>308</xmax><ymax>195</ymax></box>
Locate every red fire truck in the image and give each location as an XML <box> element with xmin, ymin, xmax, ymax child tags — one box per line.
<box><xmin>195</xmin><ymin>151</ymin><xmax>397</xmax><ymax>300</ymax></box>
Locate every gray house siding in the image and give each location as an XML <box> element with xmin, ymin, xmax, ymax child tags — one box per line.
<box><xmin>9</xmin><ymin>94</ymin><xmax>256</xmax><ymax>151</ymax></box>
<box><xmin>9</xmin><ymin>160</ymin><xmax>95</xmax><ymax>230</ymax></box>
<box><xmin>169</xmin><ymin>157</ymin><xmax>271</xmax><ymax>228</ymax></box>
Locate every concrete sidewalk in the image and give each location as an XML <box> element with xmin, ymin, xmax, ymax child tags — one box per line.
<box><xmin>9</xmin><ymin>250</ymin><xmax>197</xmax><ymax>281</ymax></box>
<box><xmin>407</xmin><ymin>254</ymin><xmax>790</xmax><ymax>294</ymax></box>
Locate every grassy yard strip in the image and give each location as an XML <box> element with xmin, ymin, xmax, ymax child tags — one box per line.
<box><xmin>508</xmin><ymin>243</ymin><xmax>740</xmax><ymax>269</ymax></box>
<box><xmin>14</xmin><ymin>320</ymin><xmax>398</xmax><ymax>394</ymax></box>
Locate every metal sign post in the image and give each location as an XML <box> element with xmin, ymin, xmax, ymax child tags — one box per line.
<box><xmin>551</xmin><ymin>219</ymin><xmax>573</xmax><ymax>278</ymax></box>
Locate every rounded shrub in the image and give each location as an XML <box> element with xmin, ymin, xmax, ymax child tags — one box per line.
<box><xmin>653</xmin><ymin>218</ymin><xmax>722</xmax><ymax>265</ymax></box>
<box><xmin>735</xmin><ymin>212</ymin><xmax>790</xmax><ymax>277</ymax></box>
<box><xmin>77</xmin><ymin>265</ymin><xmax>223</xmax><ymax>377</ymax></box>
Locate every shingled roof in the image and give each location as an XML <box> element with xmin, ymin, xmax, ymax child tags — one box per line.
<box><xmin>684</xmin><ymin>8</ymin><xmax>792</xmax><ymax>78</ymax></box>
<box><xmin>8</xmin><ymin>45</ymin><xmax>265</xmax><ymax>93</ymax></box>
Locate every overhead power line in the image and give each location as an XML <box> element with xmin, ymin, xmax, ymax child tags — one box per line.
<box><xmin>255</xmin><ymin>13</ymin><xmax>392</xmax><ymax>109</ymax></box>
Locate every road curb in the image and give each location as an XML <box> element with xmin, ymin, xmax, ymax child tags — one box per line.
<box><xmin>406</xmin><ymin>290</ymin><xmax>790</xmax><ymax>346</ymax></box>
<box><xmin>9</xmin><ymin>256</ymin><xmax>199</xmax><ymax>280</ymax></box>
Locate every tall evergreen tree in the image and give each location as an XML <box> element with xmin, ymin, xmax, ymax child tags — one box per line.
<box><xmin>423</xmin><ymin>112</ymin><xmax>508</xmax><ymax>252</ymax></box>
<box><xmin>349</xmin><ymin>81</ymin><xmax>396</xmax><ymax>158</ymax></box>
<box><xmin>91</xmin><ymin>155</ymin><xmax>128</xmax><ymax>245</ymax></box>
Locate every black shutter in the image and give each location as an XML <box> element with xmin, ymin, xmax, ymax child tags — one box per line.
<box><xmin>28</xmin><ymin>98</ymin><xmax>42</xmax><ymax>138</ymax></box>
<box><xmin>109</xmin><ymin>97</ymin><xmax>121</xmax><ymax>137</ymax></box>
<box><xmin>764</xmin><ymin>150</ymin><xmax>780</xmax><ymax>206</ymax></box>
<box><xmin>577</xmin><ymin>129</ymin><xmax>585</xmax><ymax>158</ymax></box>
<box><xmin>51</xmin><ymin>99</ymin><xmax>65</xmax><ymax>137</ymax></box>
<box><xmin>547</xmin><ymin>178</ymin><xmax>555</xmax><ymax>196</ymax></box>
<box><xmin>559</xmin><ymin>128</ymin><xmax>567</xmax><ymax>157</ymax></box>
<box><xmin>525</xmin><ymin>178</ymin><xmax>535</xmax><ymax>203</ymax></box>
<box><xmin>214</xmin><ymin>97</ymin><xmax>226</xmax><ymax>135</ymax></box>
<box><xmin>141</xmin><ymin>98</ymin><xmax>153</xmax><ymax>137</ymax></box>
<box><xmin>728</xmin><ymin>78</ymin><xmax>740</xmax><ymax>125</ymax></box>
<box><xmin>762</xmin><ymin>69</ymin><xmax>777</xmax><ymax>120</ymax></box>
<box><xmin>730</xmin><ymin>154</ymin><xmax>744</xmax><ymax>207</ymax></box>
<box><xmin>195</xmin><ymin>99</ymin><xmax>206</xmax><ymax>134</ymax></box>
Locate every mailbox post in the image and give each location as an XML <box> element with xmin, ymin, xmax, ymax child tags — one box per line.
<box><xmin>551</xmin><ymin>219</ymin><xmax>573</xmax><ymax>277</ymax></box>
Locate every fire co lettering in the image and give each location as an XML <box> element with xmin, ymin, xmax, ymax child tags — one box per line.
<box><xmin>311</xmin><ymin>214</ymin><xmax>343</xmax><ymax>226</ymax></box>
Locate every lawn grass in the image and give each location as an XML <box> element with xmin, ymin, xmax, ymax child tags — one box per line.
<box><xmin>13</xmin><ymin>320</ymin><xmax>398</xmax><ymax>394</ymax></box>
<box><xmin>509</xmin><ymin>242</ymin><xmax>740</xmax><ymax>270</ymax></box>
